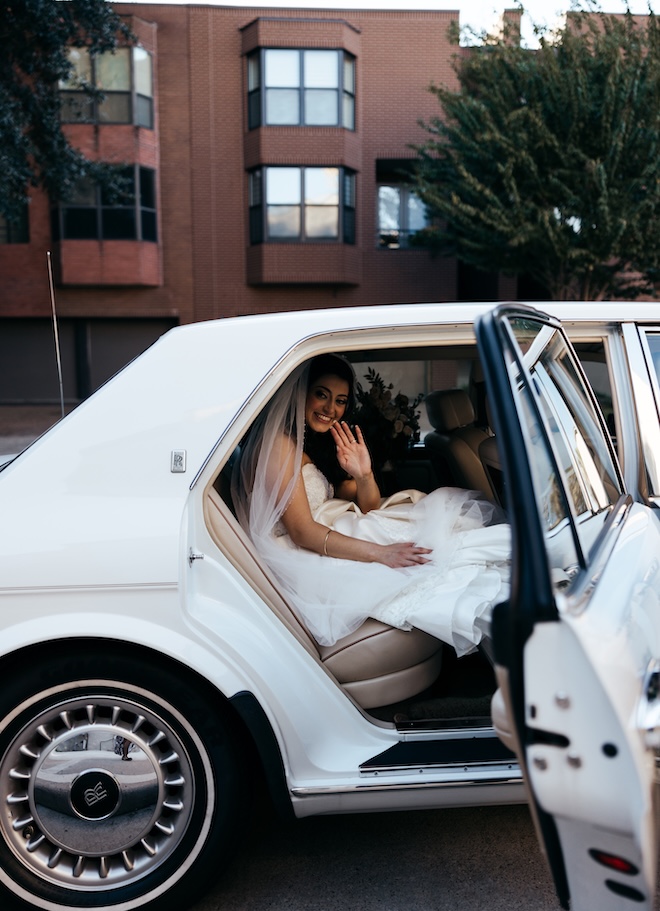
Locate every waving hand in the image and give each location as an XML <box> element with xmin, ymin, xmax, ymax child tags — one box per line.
<box><xmin>330</xmin><ymin>421</ymin><xmax>373</xmax><ymax>481</ymax></box>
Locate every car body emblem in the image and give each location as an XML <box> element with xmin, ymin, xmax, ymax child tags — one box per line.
<box><xmin>171</xmin><ymin>450</ymin><xmax>187</xmax><ymax>472</ymax></box>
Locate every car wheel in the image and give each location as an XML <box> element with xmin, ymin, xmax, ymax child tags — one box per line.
<box><xmin>0</xmin><ymin>648</ymin><xmax>244</xmax><ymax>911</ymax></box>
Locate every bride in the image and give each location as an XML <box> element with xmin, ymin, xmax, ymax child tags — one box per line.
<box><xmin>232</xmin><ymin>354</ymin><xmax>510</xmax><ymax>657</ymax></box>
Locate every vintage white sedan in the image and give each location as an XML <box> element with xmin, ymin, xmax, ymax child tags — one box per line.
<box><xmin>1</xmin><ymin>301</ymin><xmax>660</xmax><ymax>911</ymax></box>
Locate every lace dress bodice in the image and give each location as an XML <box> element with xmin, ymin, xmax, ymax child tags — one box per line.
<box><xmin>273</xmin><ymin>462</ymin><xmax>333</xmax><ymax>536</ymax></box>
<box><xmin>301</xmin><ymin>462</ymin><xmax>334</xmax><ymax>513</ymax></box>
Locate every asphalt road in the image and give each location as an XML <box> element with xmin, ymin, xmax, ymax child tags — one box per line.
<box><xmin>190</xmin><ymin>804</ymin><xmax>562</xmax><ymax>911</ymax></box>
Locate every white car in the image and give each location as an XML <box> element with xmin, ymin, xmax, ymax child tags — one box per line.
<box><xmin>1</xmin><ymin>301</ymin><xmax>660</xmax><ymax>911</ymax></box>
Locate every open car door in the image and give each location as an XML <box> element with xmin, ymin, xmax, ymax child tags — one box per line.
<box><xmin>476</xmin><ymin>306</ymin><xmax>660</xmax><ymax>910</ymax></box>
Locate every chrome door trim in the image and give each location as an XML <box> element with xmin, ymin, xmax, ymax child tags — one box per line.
<box><xmin>291</xmin><ymin>769</ymin><xmax>522</xmax><ymax>798</ymax></box>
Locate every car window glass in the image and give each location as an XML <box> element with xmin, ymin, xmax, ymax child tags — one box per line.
<box><xmin>507</xmin><ymin>317</ymin><xmax>621</xmax><ymax>575</ymax></box>
<box><xmin>645</xmin><ymin>333</ymin><xmax>660</xmax><ymax>388</ymax></box>
<box><xmin>572</xmin><ymin>341</ymin><xmax>616</xmax><ymax>451</ymax></box>
<box><xmin>350</xmin><ymin>355</ymin><xmax>478</xmax><ymax>438</ymax></box>
<box><xmin>633</xmin><ymin>329</ymin><xmax>660</xmax><ymax>500</ymax></box>
<box><xmin>505</xmin><ymin>340</ymin><xmax>581</xmax><ymax>588</ymax></box>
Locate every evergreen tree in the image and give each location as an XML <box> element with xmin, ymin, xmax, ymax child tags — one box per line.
<box><xmin>413</xmin><ymin>7</ymin><xmax>660</xmax><ymax>300</ymax></box>
<box><xmin>0</xmin><ymin>0</ymin><xmax>129</xmax><ymax>223</ymax></box>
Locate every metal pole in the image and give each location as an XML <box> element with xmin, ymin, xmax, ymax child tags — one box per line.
<box><xmin>47</xmin><ymin>251</ymin><xmax>65</xmax><ymax>419</ymax></box>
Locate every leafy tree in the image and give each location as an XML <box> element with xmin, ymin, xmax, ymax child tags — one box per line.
<box><xmin>413</xmin><ymin>5</ymin><xmax>660</xmax><ymax>300</ymax></box>
<box><xmin>0</xmin><ymin>0</ymin><xmax>130</xmax><ymax>223</ymax></box>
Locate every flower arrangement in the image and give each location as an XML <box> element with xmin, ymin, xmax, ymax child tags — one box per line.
<box><xmin>354</xmin><ymin>368</ymin><xmax>423</xmax><ymax>471</ymax></box>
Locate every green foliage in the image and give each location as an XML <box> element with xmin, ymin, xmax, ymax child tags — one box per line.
<box><xmin>413</xmin><ymin>5</ymin><xmax>660</xmax><ymax>300</ymax></box>
<box><xmin>0</xmin><ymin>0</ymin><xmax>130</xmax><ymax>222</ymax></box>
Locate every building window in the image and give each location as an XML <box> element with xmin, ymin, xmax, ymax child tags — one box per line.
<box><xmin>378</xmin><ymin>185</ymin><xmax>429</xmax><ymax>249</ymax></box>
<box><xmin>52</xmin><ymin>166</ymin><xmax>157</xmax><ymax>242</ymax></box>
<box><xmin>0</xmin><ymin>205</ymin><xmax>29</xmax><ymax>244</ymax></box>
<box><xmin>249</xmin><ymin>166</ymin><xmax>355</xmax><ymax>244</ymax></box>
<box><xmin>60</xmin><ymin>46</ymin><xmax>154</xmax><ymax>129</ymax></box>
<box><xmin>248</xmin><ymin>49</ymin><xmax>355</xmax><ymax>130</ymax></box>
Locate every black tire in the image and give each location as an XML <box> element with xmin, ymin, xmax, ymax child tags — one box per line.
<box><xmin>0</xmin><ymin>646</ymin><xmax>245</xmax><ymax>911</ymax></box>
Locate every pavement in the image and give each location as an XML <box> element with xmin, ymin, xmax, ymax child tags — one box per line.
<box><xmin>190</xmin><ymin>804</ymin><xmax>562</xmax><ymax>911</ymax></box>
<box><xmin>0</xmin><ymin>404</ymin><xmax>74</xmax><ymax>457</ymax></box>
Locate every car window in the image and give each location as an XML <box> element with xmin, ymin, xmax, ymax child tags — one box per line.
<box><xmin>645</xmin><ymin>332</ymin><xmax>660</xmax><ymax>388</ymax></box>
<box><xmin>635</xmin><ymin>329</ymin><xmax>660</xmax><ymax>501</ymax></box>
<box><xmin>571</xmin><ymin>341</ymin><xmax>616</xmax><ymax>450</ymax></box>
<box><xmin>514</xmin><ymin>363</ymin><xmax>581</xmax><ymax>585</ymax></box>
<box><xmin>506</xmin><ymin>317</ymin><xmax>622</xmax><ymax>583</ymax></box>
<box><xmin>350</xmin><ymin>354</ymin><xmax>478</xmax><ymax>438</ymax></box>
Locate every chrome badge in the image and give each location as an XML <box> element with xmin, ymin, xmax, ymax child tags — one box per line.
<box><xmin>171</xmin><ymin>450</ymin><xmax>187</xmax><ymax>473</ymax></box>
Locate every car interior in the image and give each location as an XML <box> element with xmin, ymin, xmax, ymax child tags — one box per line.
<box><xmin>205</xmin><ymin>342</ymin><xmax>514</xmax><ymax>762</ymax></box>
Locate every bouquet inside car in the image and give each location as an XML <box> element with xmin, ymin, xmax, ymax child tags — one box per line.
<box><xmin>354</xmin><ymin>368</ymin><xmax>423</xmax><ymax>472</ymax></box>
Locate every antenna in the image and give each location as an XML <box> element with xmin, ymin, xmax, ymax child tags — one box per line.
<box><xmin>47</xmin><ymin>251</ymin><xmax>65</xmax><ymax>419</ymax></box>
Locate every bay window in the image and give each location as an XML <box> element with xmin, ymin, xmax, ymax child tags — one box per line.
<box><xmin>52</xmin><ymin>166</ymin><xmax>157</xmax><ymax>242</ymax></box>
<box><xmin>249</xmin><ymin>166</ymin><xmax>355</xmax><ymax>244</ymax></box>
<box><xmin>248</xmin><ymin>49</ymin><xmax>355</xmax><ymax>130</ymax></box>
<box><xmin>60</xmin><ymin>47</ymin><xmax>154</xmax><ymax>129</ymax></box>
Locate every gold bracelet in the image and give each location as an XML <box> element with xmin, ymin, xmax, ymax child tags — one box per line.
<box><xmin>322</xmin><ymin>529</ymin><xmax>332</xmax><ymax>556</ymax></box>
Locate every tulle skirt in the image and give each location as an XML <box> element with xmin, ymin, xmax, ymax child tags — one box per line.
<box><xmin>269</xmin><ymin>487</ymin><xmax>510</xmax><ymax>656</ymax></box>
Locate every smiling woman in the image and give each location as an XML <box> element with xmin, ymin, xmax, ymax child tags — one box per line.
<box><xmin>231</xmin><ymin>352</ymin><xmax>510</xmax><ymax>653</ymax></box>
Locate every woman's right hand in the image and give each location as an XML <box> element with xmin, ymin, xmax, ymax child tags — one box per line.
<box><xmin>376</xmin><ymin>542</ymin><xmax>432</xmax><ymax>568</ymax></box>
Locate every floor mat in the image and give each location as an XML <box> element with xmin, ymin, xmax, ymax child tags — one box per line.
<box><xmin>368</xmin><ymin>647</ymin><xmax>496</xmax><ymax>723</ymax></box>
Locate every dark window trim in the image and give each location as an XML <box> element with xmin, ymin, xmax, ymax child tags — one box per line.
<box><xmin>247</xmin><ymin>48</ymin><xmax>355</xmax><ymax>131</ymax></box>
<box><xmin>249</xmin><ymin>165</ymin><xmax>356</xmax><ymax>245</ymax></box>
<box><xmin>52</xmin><ymin>166</ymin><xmax>158</xmax><ymax>243</ymax></box>
<box><xmin>60</xmin><ymin>47</ymin><xmax>154</xmax><ymax>129</ymax></box>
<box><xmin>377</xmin><ymin>183</ymin><xmax>429</xmax><ymax>250</ymax></box>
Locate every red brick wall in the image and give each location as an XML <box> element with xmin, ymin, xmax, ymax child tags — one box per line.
<box><xmin>1</xmin><ymin>5</ymin><xmax>466</xmax><ymax>329</ymax></box>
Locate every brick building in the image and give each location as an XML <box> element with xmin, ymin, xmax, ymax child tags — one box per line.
<box><xmin>0</xmin><ymin>4</ymin><xmax>518</xmax><ymax>404</ymax></box>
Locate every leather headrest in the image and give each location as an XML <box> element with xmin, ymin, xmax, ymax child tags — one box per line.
<box><xmin>424</xmin><ymin>389</ymin><xmax>475</xmax><ymax>432</ymax></box>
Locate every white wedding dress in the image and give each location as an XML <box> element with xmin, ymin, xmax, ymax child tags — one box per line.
<box><xmin>272</xmin><ymin>463</ymin><xmax>511</xmax><ymax>656</ymax></box>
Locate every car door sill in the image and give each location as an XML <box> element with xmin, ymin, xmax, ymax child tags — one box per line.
<box><xmin>291</xmin><ymin>768</ymin><xmax>522</xmax><ymax>798</ymax></box>
<box><xmin>360</xmin><ymin>732</ymin><xmax>515</xmax><ymax>771</ymax></box>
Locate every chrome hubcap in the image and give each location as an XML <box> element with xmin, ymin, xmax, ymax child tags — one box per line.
<box><xmin>0</xmin><ymin>691</ymin><xmax>195</xmax><ymax>891</ymax></box>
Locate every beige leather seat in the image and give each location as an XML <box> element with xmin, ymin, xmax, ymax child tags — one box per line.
<box><xmin>318</xmin><ymin>621</ymin><xmax>442</xmax><ymax>709</ymax></box>
<box><xmin>206</xmin><ymin>485</ymin><xmax>443</xmax><ymax>710</ymax></box>
<box><xmin>424</xmin><ymin>389</ymin><xmax>492</xmax><ymax>496</ymax></box>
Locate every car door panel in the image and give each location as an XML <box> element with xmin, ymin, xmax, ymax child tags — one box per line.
<box><xmin>477</xmin><ymin>306</ymin><xmax>660</xmax><ymax>911</ymax></box>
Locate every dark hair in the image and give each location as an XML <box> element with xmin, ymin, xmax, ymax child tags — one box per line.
<box><xmin>304</xmin><ymin>354</ymin><xmax>355</xmax><ymax>487</ymax></box>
